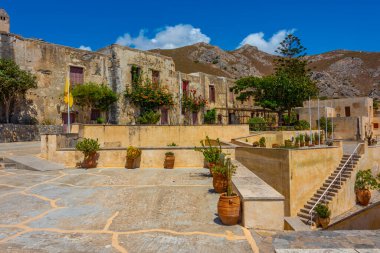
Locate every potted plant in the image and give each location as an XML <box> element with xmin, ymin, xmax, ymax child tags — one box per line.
<box><xmin>126</xmin><ymin>146</ymin><xmax>141</xmax><ymax>169</ymax></box>
<box><xmin>259</xmin><ymin>137</ymin><xmax>266</xmax><ymax>147</ymax></box>
<box><xmin>75</xmin><ymin>138</ymin><xmax>100</xmax><ymax>169</ymax></box>
<box><xmin>300</xmin><ymin>134</ymin><xmax>305</xmax><ymax>147</ymax></box>
<box><xmin>284</xmin><ymin>139</ymin><xmax>293</xmax><ymax>148</ymax></box>
<box><xmin>315</xmin><ymin>203</ymin><xmax>331</xmax><ymax>229</ymax></box>
<box><xmin>195</xmin><ymin>136</ymin><xmax>222</xmax><ymax>174</ymax></box>
<box><xmin>305</xmin><ymin>134</ymin><xmax>311</xmax><ymax>146</ymax></box>
<box><xmin>252</xmin><ymin>141</ymin><xmax>259</xmax><ymax>147</ymax></box>
<box><xmin>217</xmin><ymin>157</ymin><xmax>240</xmax><ymax>225</ymax></box>
<box><xmin>164</xmin><ymin>151</ymin><xmax>175</xmax><ymax>169</ymax></box>
<box><xmin>355</xmin><ymin>169</ymin><xmax>379</xmax><ymax>206</ymax></box>
<box><xmin>295</xmin><ymin>136</ymin><xmax>300</xmax><ymax>148</ymax></box>
<box><xmin>272</xmin><ymin>144</ymin><xmax>280</xmax><ymax>148</ymax></box>
<box><xmin>314</xmin><ymin>133</ymin><xmax>319</xmax><ymax>145</ymax></box>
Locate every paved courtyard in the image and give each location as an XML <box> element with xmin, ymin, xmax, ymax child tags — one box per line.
<box><xmin>0</xmin><ymin>167</ymin><xmax>257</xmax><ymax>253</ymax></box>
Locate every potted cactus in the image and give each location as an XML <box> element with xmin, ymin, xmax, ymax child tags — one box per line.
<box><xmin>195</xmin><ymin>136</ymin><xmax>222</xmax><ymax>174</ymax></box>
<box><xmin>355</xmin><ymin>169</ymin><xmax>379</xmax><ymax>206</ymax></box>
<box><xmin>126</xmin><ymin>146</ymin><xmax>141</xmax><ymax>169</ymax></box>
<box><xmin>164</xmin><ymin>151</ymin><xmax>175</xmax><ymax>169</ymax></box>
<box><xmin>217</xmin><ymin>157</ymin><xmax>240</xmax><ymax>225</ymax></box>
<box><xmin>300</xmin><ymin>134</ymin><xmax>305</xmax><ymax>147</ymax></box>
<box><xmin>75</xmin><ymin>138</ymin><xmax>100</xmax><ymax>169</ymax></box>
<box><xmin>259</xmin><ymin>137</ymin><xmax>266</xmax><ymax>147</ymax></box>
<box><xmin>295</xmin><ymin>136</ymin><xmax>300</xmax><ymax>148</ymax></box>
<box><xmin>315</xmin><ymin>203</ymin><xmax>331</xmax><ymax>229</ymax></box>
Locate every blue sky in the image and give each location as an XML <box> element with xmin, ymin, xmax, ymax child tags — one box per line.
<box><xmin>1</xmin><ymin>0</ymin><xmax>379</xmax><ymax>55</ymax></box>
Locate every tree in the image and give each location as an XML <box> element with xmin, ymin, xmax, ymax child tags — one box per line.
<box><xmin>71</xmin><ymin>82</ymin><xmax>118</xmax><ymax>122</ymax></box>
<box><xmin>231</xmin><ymin>34</ymin><xmax>318</xmax><ymax>125</ymax></box>
<box><xmin>0</xmin><ymin>59</ymin><xmax>37</xmax><ymax>123</ymax></box>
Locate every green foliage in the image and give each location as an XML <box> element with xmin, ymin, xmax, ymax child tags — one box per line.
<box><xmin>126</xmin><ymin>146</ymin><xmax>141</xmax><ymax>159</ymax></box>
<box><xmin>252</xmin><ymin>141</ymin><xmax>259</xmax><ymax>147</ymax></box>
<box><xmin>167</xmin><ymin>142</ymin><xmax>177</xmax><ymax>146</ymax></box>
<box><xmin>355</xmin><ymin>169</ymin><xmax>379</xmax><ymax>190</ymax></box>
<box><xmin>248</xmin><ymin>117</ymin><xmax>266</xmax><ymax>131</ymax></box>
<box><xmin>318</xmin><ymin>117</ymin><xmax>333</xmax><ymax>134</ymax></box>
<box><xmin>182</xmin><ymin>89</ymin><xmax>207</xmax><ymax>113</ymax></box>
<box><xmin>204</xmin><ymin>109</ymin><xmax>216</xmax><ymax>124</ymax></box>
<box><xmin>75</xmin><ymin>138</ymin><xmax>100</xmax><ymax>157</ymax></box>
<box><xmin>0</xmin><ymin>59</ymin><xmax>37</xmax><ymax>123</ymax></box>
<box><xmin>165</xmin><ymin>151</ymin><xmax>174</xmax><ymax>156</ymax></box>
<box><xmin>41</xmin><ymin>119</ymin><xmax>55</xmax><ymax>125</ymax></box>
<box><xmin>315</xmin><ymin>203</ymin><xmax>331</xmax><ymax>219</ymax></box>
<box><xmin>71</xmin><ymin>82</ymin><xmax>118</xmax><ymax>111</ymax></box>
<box><xmin>283</xmin><ymin>112</ymin><xmax>297</xmax><ymax>125</ymax></box>
<box><xmin>194</xmin><ymin>136</ymin><xmax>222</xmax><ymax>163</ymax></box>
<box><xmin>374</xmin><ymin>100</ymin><xmax>379</xmax><ymax>111</ymax></box>
<box><xmin>305</xmin><ymin>134</ymin><xmax>311</xmax><ymax>142</ymax></box>
<box><xmin>259</xmin><ymin>137</ymin><xmax>266</xmax><ymax>147</ymax></box>
<box><xmin>231</xmin><ymin>35</ymin><xmax>318</xmax><ymax>124</ymax></box>
<box><xmin>294</xmin><ymin>120</ymin><xmax>310</xmax><ymax>130</ymax></box>
<box><xmin>299</xmin><ymin>134</ymin><xmax>305</xmax><ymax>143</ymax></box>
<box><xmin>96</xmin><ymin>117</ymin><xmax>105</xmax><ymax>124</ymax></box>
<box><xmin>136</xmin><ymin>110</ymin><xmax>161</xmax><ymax>124</ymax></box>
<box><xmin>125</xmin><ymin>78</ymin><xmax>173</xmax><ymax>112</ymax></box>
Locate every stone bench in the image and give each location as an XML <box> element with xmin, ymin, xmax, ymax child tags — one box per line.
<box><xmin>232</xmin><ymin>160</ymin><xmax>285</xmax><ymax>230</ymax></box>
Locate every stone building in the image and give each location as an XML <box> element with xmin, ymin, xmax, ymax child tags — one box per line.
<box><xmin>296</xmin><ymin>97</ymin><xmax>379</xmax><ymax>140</ymax></box>
<box><xmin>0</xmin><ymin>9</ymin><xmax>255</xmax><ymax>125</ymax></box>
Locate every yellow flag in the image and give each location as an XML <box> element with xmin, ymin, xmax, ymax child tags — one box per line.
<box><xmin>64</xmin><ymin>77</ymin><xmax>74</xmax><ymax>107</ymax></box>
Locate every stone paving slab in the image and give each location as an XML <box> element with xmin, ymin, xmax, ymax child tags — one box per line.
<box><xmin>0</xmin><ymin>168</ymin><xmax>254</xmax><ymax>252</ymax></box>
<box><xmin>8</xmin><ymin>155</ymin><xmax>65</xmax><ymax>171</ymax></box>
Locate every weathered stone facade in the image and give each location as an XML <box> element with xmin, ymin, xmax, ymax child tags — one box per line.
<box><xmin>0</xmin><ymin>9</ymin><xmax>10</xmax><ymax>33</ymax></box>
<box><xmin>0</xmin><ymin>11</ymin><xmax>255</xmax><ymax>125</ymax></box>
<box><xmin>0</xmin><ymin>124</ymin><xmax>63</xmax><ymax>143</ymax></box>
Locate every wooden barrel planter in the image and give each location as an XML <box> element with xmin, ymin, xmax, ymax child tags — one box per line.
<box><xmin>213</xmin><ymin>173</ymin><xmax>227</xmax><ymax>193</ymax></box>
<box><xmin>218</xmin><ymin>193</ymin><xmax>241</xmax><ymax>225</ymax></box>
<box><xmin>164</xmin><ymin>154</ymin><xmax>175</xmax><ymax>169</ymax></box>
<box><xmin>126</xmin><ymin>158</ymin><xmax>135</xmax><ymax>169</ymax></box>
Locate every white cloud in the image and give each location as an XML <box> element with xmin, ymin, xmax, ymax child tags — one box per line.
<box><xmin>79</xmin><ymin>45</ymin><xmax>92</xmax><ymax>51</ymax></box>
<box><xmin>238</xmin><ymin>29</ymin><xmax>296</xmax><ymax>54</ymax></box>
<box><xmin>116</xmin><ymin>24</ymin><xmax>211</xmax><ymax>50</ymax></box>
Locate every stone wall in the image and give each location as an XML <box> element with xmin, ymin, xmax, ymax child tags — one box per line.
<box><xmin>0</xmin><ymin>124</ymin><xmax>63</xmax><ymax>143</ymax></box>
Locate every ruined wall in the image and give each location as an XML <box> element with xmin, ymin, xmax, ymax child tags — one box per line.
<box><xmin>0</xmin><ymin>124</ymin><xmax>62</xmax><ymax>142</ymax></box>
<box><xmin>0</xmin><ymin>33</ymin><xmax>111</xmax><ymax>124</ymax></box>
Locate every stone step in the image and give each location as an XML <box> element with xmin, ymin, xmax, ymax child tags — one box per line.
<box><xmin>298</xmin><ymin>216</ymin><xmax>311</xmax><ymax>225</ymax></box>
<box><xmin>328</xmin><ymin>174</ymin><xmax>350</xmax><ymax>181</ymax></box>
<box><xmin>330</xmin><ymin>172</ymin><xmax>352</xmax><ymax>178</ymax></box>
<box><xmin>0</xmin><ymin>162</ymin><xmax>17</xmax><ymax>169</ymax></box>
<box><xmin>318</xmin><ymin>187</ymin><xmax>339</xmax><ymax>194</ymax></box>
<box><xmin>314</xmin><ymin>191</ymin><xmax>336</xmax><ymax>199</ymax></box>
<box><xmin>7</xmin><ymin>155</ymin><xmax>65</xmax><ymax>171</ymax></box>
<box><xmin>311</xmin><ymin>195</ymin><xmax>333</xmax><ymax>202</ymax></box>
<box><xmin>307</xmin><ymin>199</ymin><xmax>330</xmax><ymax>206</ymax></box>
<box><xmin>322</xmin><ymin>182</ymin><xmax>343</xmax><ymax>188</ymax></box>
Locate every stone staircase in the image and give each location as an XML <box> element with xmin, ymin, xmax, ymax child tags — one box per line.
<box><xmin>297</xmin><ymin>153</ymin><xmax>361</xmax><ymax>224</ymax></box>
<box><xmin>0</xmin><ymin>157</ymin><xmax>17</xmax><ymax>169</ymax></box>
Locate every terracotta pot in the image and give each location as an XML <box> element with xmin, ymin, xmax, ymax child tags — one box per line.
<box><xmin>164</xmin><ymin>155</ymin><xmax>175</xmax><ymax>169</ymax></box>
<box><xmin>126</xmin><ymin>158</ymin><xmax>135</xmax><ymax>169</ymax></box>
<box><xmin>300</xmin><ymin>142</ymin><xmax>305</xmax><ymax>147</ymax></box>
<box><xmin>213</xmin><ymin>173</ymin><xmax>227</xmax><ymax>193</ymax></box>
<box><xmin>356</xmin><ymin>189</ymin><xmax>371</xmax><ymax>206</ymax></box>
<box><xmin>218</xmin><ymin>193</ymin><xmax>241</xmax><ymax>225</ymax></box>
<box><xmin>318</xmin><ymin>217</ymin><xmax>330</xmax><ymax>229</ymax></box>
<box><xmin>82</xmin><ymin>152</ymin><xmax>97</xmax><ymax>168</ymax></box>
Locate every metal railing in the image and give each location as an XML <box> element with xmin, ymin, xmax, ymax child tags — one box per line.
<box><xmin>308</xmin><ymin>143</ymin><xmax>363</xmax><ymax>225</ymax></box>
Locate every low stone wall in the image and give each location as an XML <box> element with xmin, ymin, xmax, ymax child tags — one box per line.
<box><xmin>75</xmin><ymin>124</ymin><xmax>249</xmax><ymax>147</ymax></box>
<box><xmin>0</xmin><ymin>124</ymin><xmax>63</xmax><ymax>143</ymax></box>
<box><xmin>41</xmin><ymin>134</ymin><xmax>236</xmax><ymax>168</ymax></box>
<box><xmin>235</xmin><ymin>144</ymin><xmax>343</xmax><ymax>216</ymax></box>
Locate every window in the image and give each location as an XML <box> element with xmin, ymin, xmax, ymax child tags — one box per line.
<box><xmin>209</xmin><ymin>85</ymin><xmax>215</xmax><ymax>103</ymax></box>
<box><xmin>61</xmin><ymin>112</ymin><xmax>76</xmax><ymax>124</ymax></box>
<box><xmin>152</xmin><ymin>70</ymin><xmax>160</xmax><ymax>86</ymax></box>
<box><xmin>131</xmin><ymin>66</ymin><xmax>141</xmax><ymax>85</ymax></box>
<box><xmin>182</xmin><ymin>80</ymin><xmax>189</xmax><ymax>95</ymax></box>
<box><xmin>70</xmin><ymin>66</ymin><xmax>84</xmax><ymax>86</ymax></box>
<box><xmin>345</xmin><ymin>106</ymin><xmax>351</xmax><ymax>117</ymax></box>
<box><xmin>374</xmin><ymin>123</ymin><xmax>379</xmax><ymax>129</ymax></box>
<box><xmin>229</xmin><ymin>90</ymin><xmax>234</xmax><ymax>103</ymax></box>
<box><xmin>217</xmin><ymin>114</ymin><xmax>223</xmax><ymax>124</ymax></box>
<box><xmin>161</xmin><ymin>108</ymin><xmax>169</xmax><ymax>125</ymax></box>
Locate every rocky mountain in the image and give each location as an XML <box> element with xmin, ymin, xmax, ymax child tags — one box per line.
<box><xmin>151</xmin><ymin>43</ymin><xmax>380</xmax><ymax>99</ymax></box>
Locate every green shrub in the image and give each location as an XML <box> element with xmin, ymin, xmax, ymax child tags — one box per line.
<box><xmin>294</xmin><ymin>120</ymin><xmax>310</xmax><ymax>130</ymax></box>
<box><xmin>96</xmin><ymin>117</ymin><xmax>105</xmax><ymax>124</ymax></box>
<box><xmin>283</xmin><ymin>112</ymin><xmax>297</xmax><ymax>125</ymax></box>
<box><xmin>252</xmin><ymin>141</ymin><xmax>259</xmax><ymax>147</ymax></box>
<box><xmin>195</xmin><ymin>136</ymin><xmax>222</xmax><ymax>163</ymax></box>
<box><xmin>355</xmin><ymin>169</ymin><xmax>379</xmax><ymax>190</ymax></box>
<box><xmin>204</xmin><ymin>109</ymin><xmax>216</xmax><ymax>124</ymax></box>
<box><xmin>248</xmin><ymin>117</ymin><xmax>266</xmax><ymax>131</ymax></box>
<box><xmin>315</xmin><ymin>203</ymin><xmax>331</xmax><ymax>218</ymax></box>
<box><xmin>167</xmin><ymin>142</ymin><xmax>177</xmax><ymax>146</ymax></box>
<box><xmin>75</xmin><ymin>138</ymin><xmax>100</xmax><ymax>157</ymax></box>
<box><xmin>136</xmin><ymin>110</ymin><xmax>161</xmax><ymax>124</ymax></box>
<box><xmin>126</xmin><ymin>146</ymin><xmax>141</xmax><ymax>159</ymax></box>
<box><xmin>259</xmin><ymin>137</ymin><xmax>266</xmax><ymax>147</ymax></box>
<box><xmin>318</xmin><ymin>117</ymin><xmax>333</xmax><ymax>135</ymax></box>
<box><xmin>165</xmin><ymin>151</ymin><xmax>174</xmax><ymax>156</ymax></box>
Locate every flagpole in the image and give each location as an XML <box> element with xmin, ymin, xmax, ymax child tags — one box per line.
<box><xmin>67</xmin><ymin>76</ymin><xmax>71</xmax><ymax>134</ymax></box>
<box><xmin>309</xmin><ymin>96</ymin><xmax>312</xmax><ymax>146</ymax></box>
<box><xmin>317</xmin><ymin>98</ymin><xmax>320</xmax><ymax>145</ymax></box>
